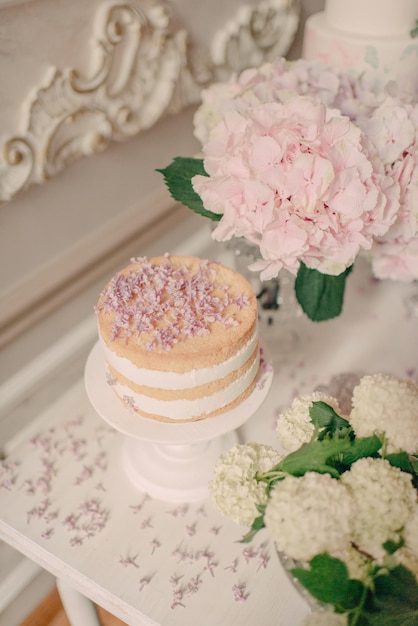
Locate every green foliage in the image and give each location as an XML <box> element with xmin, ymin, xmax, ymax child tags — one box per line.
<box><xmin>241</xmin><ymin>510</ymin><xmax>266</xmax><ymax>543</ymax></box>
<box><xmin>385</xmin><ymin>452</ymin><xmax>418</xmax><ymax>488</ymax></box>
<box><xmin>277</xmin><ymin>435</ymin><xmax>382</xmax><ymax>479</ymax></box>
<box><xmin>256</xmin><ymin>402</ymin><xmax>381</xmax><ymax>488</ymax></box>
<box><xmin>309</xmin><ymin>401</ymin><xmax>354</xmax><ymax>440</ymax></box>
<box><xmin>295</xmin><ymin>263</ymin><xmax>353</xmax><ymax>322</ymax></box>
<box><xmin>156</xmin><ymin>157</ymin><xmax>220</xmax><ymax>221</ymax></box>
<box><xmin>292</xmin><ymin>557</ymin><xmax>418</xmax><ymax>625</ymax></box>
<box><xmin>383</xmin><ymin>538</ymin><xmax>404</xmax><ymax>555</ymax></box>
<box><xmin>361</xmin><ymin>565</ymin><xmax>418</xmax><ymax>625</ymax></box>
<box><xmin>292</xmin><ymin>554</ymin><xmax>365</xmax><ymax>611</ymax></box>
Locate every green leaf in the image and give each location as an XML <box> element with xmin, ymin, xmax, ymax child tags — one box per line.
<box><xmin>293</xmin><ymin>559</ymin><xmax>418</xmax><ymax>624</ymax></box>
<box><xmin>156</xmin><ymin>157</ymin><xmax>221</xmax><ymax>221</ymax></box>
<box><xmin>309</xmin><ymin>401</ymin><xmax>353</xmax><ymax>440</ymax></box>
<box><xmin>374</xmin><ymin>565</ymin><xmax>418</xmax><ymax>607</ymax></box>
<box><xmin>240</xmin><ymin>514</ymin><xmax>265</xmax><ymax>543</ymax></box>
<box><xmin>278</xmin><ymin>435</ymin><xmax>382</xmax><ymax>478</ymax></box>
<box><xmin>364</xmin><ymin>565</ymin><xmax>418</xmax><ymax>625</ymax></box>
<box><xmin>385</xmin><ymin>452</ymin><xmax>418</xmax><ymax>487</ymax></box>
<box><xmin>385</xmin><ymin>451</ymin><xmax>415</xmax><ymax>473</ymax></box>
<box><xmin>295</xmin><ymin>263</ymin><xmax>353</xmax><ymax>322</ymax></box>
<box><xmin>383</xmin><ymin>538</ymin><xmax>404</xmax><ymax>555</ymax></box>
<box><xmin>292</xmin><ymin>553</ymin><xmax>365</xmax><ymax>610</ymax></box>
<box><xmin>336</xmin><ymin>435</ymin><xmax>382</xmax><ymax>468</ymax></box>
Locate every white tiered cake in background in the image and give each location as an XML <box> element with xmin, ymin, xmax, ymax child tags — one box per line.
<box><xmin>302</xmin><ymin>0</ymin><xmax>418</xmax><ymax>93</ymax></box>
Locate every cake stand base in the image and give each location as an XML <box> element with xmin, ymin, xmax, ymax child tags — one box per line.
<box><xmin>123</xmin><ymin>432</ymin><xmax>238</xmax><ymax>502</ymax></box>
<box><xmin>85</xmin><ymin>341</ymin><xmax>273</xmax><ymax>503</ymax></box>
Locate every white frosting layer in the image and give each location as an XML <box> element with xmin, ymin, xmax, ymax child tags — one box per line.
<box><xmin>324</xmin><ymin>0</ymin><xmax>417</xmax><ymax>37</ymax></box>
<box><xmin>100</xmin><ymin>327</ymin><xmax>258</xmax><ymax>390</ymax></box>
<box><xmin>108</xmin><ymin>351</ymin><xmax>260</xmax><ymax>420</ymax></box>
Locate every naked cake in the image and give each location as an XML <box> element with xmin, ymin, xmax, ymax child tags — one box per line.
<box><xmin>95</xmin><ymin>255</ymin><xmax>259</xmax><ymax>422</ymax></box>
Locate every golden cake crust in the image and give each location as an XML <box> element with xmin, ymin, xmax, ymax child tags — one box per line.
<box><xmin>96</xmin><ymin>255</ymin><xmax>257</xmax><ymax>374</ymax></box>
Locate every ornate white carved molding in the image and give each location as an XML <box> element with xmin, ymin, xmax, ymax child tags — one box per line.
<box><xmin>211</xmin><ymin>0</ymin><xmax>300</xmax><ymax>77</ymax></box>
<box><xmin>0</xmin><ymin>0</ymin><xmax>299</xmax><ymax>202</ymax></box>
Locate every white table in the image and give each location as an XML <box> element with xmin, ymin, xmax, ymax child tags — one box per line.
<box><xmin>0</xmin><ymin>257</ymin><xmax>417</xmax><ymax>626</ymax></box>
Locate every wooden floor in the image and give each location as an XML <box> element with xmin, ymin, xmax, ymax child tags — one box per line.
<box><xmin>20</xmin><ymin>587</ymin><xmax>127</xmax><ymax>626</ymax></box>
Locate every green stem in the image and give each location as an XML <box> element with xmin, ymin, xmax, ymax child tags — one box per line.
<box><xmin>380</xmin><ymin>433</ymin><xmax>388</xmax><ymax>458</ymax></box>
<box><xmin>256</xmin><ymin>469</ymin><xmax>287</xmax><ymax>484</ymax></box>
<box><xmin>349</xmin><ymin>582</ymin><xmax>369</xmax><ymax>625</ymax></box>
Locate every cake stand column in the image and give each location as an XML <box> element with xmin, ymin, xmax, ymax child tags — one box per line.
<box><xmin>123</xmin><ymin>433</ymin><xmax>238</xmax><ymax>502</ymax></box>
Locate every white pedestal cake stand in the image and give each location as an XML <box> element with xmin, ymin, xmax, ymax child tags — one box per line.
<box><xmin>85</xmin><ymin>342</ymin><xmax>273</xmax><ymax>503</ymax></box>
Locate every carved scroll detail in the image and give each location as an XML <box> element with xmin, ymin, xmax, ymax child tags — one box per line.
<box><xmin>211</xmin><ymin>0</ymin><xmax>300</xmax><ymax>79</ymax></box>
<box><xmin>0</xmin><ymin>0</ymin><xmax>299</xmax><ymax>202</ymax></box>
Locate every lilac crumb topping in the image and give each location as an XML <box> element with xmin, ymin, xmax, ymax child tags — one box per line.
<box><xmin>95</xmin><ymin>257</ymin><xmax>250</xmax><ymax>351</ymax></box>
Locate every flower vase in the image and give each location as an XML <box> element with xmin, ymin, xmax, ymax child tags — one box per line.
<box><xmin>277</xmin><ymin>551</ymin><xmax>321</xmax><ymax>613</ymax></box>
<box><xmin>315</xmin><ymin>371</ymin><xmax>364</xmax><ymax>416</ymax></box>
<box><xmin>227</xmin><ymin>238</ymin><xmax>302</xmax><ymax>360</ymax></box>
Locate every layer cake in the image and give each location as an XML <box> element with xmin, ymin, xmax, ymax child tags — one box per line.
<box><xmin>302</xmin><ymin>0</ymin><xmax>418</xmax><ymax>94</ymax></box>
<box><xmin>95</xmin><ymin>255</ymin><xmax>259</xmax><ymax>422</ymax></box>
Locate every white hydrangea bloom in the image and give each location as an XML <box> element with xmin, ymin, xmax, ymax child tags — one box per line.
<box><xmin>404</xmin><ymin>504</ymin><xmax>418</xmax><ymax>558</ymax></box>
<box><xmin>264</xmin><ymin>473</ymin><xmax>354</xmax><ymax>562</ymax></box>
<box><xmin>301</xmin><ymin>610</ymin><xmax>347</xmax><ymax>626</ymax></box>
<box><xmin>341</xmin><ymin>457</ymin><xmax>416</xmax><ymax>560</ymax></box>
<box><xmin>276</xmin><ymin>392</ymin><xmax>342</xmax><ymax>452</ymax></box>
<box><xmin>395</xmin><ymin>500</ymin><xmax>418</xmax><ymax>579</ymax></box>
<box><xmin>209</xmin><ymin>443</ymin><xmax>282</xmax><ymax>526</ymax></box>
<box><xmin>349</xmin><ymin>374</ymin><xmax>418</xmax><ymax>454</ymax></box>
<box><xmin>333</xmin><ymin>546</ymin><xmax>370</xmax><ymax>581</ymax></box>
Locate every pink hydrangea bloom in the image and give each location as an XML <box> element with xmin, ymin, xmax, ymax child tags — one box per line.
<box><xmin>193</xmin><ymin>57</ymin><xmax>385</xmax><ymax>146</ymax></box>
<box><xmin>355</xmin><ymin>96</ymin><xmax>418</xmax><ymax>281</ymax></box>
<box><xmin>192</xmin><ymin>57</ymin><xmax>417</xmax><ymax>281</ymax></box>
<box><xmin>192</xmin><ymin>95</ymin><xmax>399</xmax><ymax>278</ymax></box>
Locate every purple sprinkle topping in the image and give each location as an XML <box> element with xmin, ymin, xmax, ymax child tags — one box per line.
<box><xmin>96</xmin><ymin>257</ymin><xmax>249</xmax><ymax>351</ymax></box>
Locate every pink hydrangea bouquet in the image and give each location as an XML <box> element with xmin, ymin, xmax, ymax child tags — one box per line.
<box><xmin>158</xmin><ymin>58</ymin><xmax>417</xmax><ymax>322</ymax></box>
<box><xmin>354</xmin><ymin>95</ymin><xmax>418</xmax><ymax>282</ymax></box>
<box><xmin>209</xmin><ymin>373</ymin><xmax>418</xmax><ymax>625</ymax></box>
